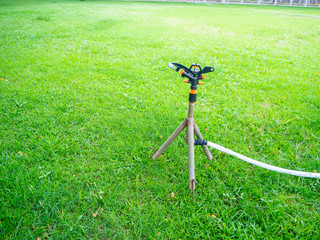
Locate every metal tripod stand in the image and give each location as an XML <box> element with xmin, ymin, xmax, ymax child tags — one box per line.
<box><xmin>151</xmin><ymin>62</ymin><xmax>215</xmax><ymax>199</ymax></box>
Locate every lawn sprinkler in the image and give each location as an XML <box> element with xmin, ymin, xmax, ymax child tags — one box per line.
<box><xmin>150</xmin><ymin>62</ymin><xmax>215</xmax><ymax>199</ymax></box>
<box><xmin>150</xmin><ymin>62</ymin><xmax>320</xmax><ymax>200</ymax></box>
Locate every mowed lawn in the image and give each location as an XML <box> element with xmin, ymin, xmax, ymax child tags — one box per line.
<box><xmin>1</xmin><ymin>0</ymin><xmax>320</xmax><ymax>239</ymax></box>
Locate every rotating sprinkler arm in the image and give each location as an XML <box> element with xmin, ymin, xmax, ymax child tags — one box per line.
<box><xmin>168</xmin><ymin>62</ymin><xmax>215</xmax><ymax>76</ymax></box>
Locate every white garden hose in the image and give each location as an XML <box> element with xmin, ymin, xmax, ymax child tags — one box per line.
<box><xmin>206</xmin><ymin>141</ymin><xmax>320</xmax><ymax>178</ymax></box>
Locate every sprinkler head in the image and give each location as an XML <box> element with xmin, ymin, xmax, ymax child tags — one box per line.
<box><xmin>168</xmin><ymin>62</ymin><xmax>215</xmax><ymax>102</ymax></box>
<box><xmin>168</xmin><ymin>62</ymin><xmax>214</xmax><ymax>81</ymax></box>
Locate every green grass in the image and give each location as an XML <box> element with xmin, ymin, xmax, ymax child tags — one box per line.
<box><xmin>1</xmin><ymin>0</ymin><xmax>320</xmax><ymax>239</ymax></box>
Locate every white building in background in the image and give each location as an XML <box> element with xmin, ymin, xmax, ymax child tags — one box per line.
<box><xmin>188</xmin><ymin>0</ymin><xmax>320</xmax><ymax>7</ymax></box>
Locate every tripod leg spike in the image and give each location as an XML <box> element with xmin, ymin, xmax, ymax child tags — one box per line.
<box><xmin>147</xmin><ymin>146</ymin><xmax>158</xmax><ymax>159</ymax></box>
<box><xmin>191</xmin><ymin>179</ymin><xmax>197</xmax><ymax>202</ymax></box>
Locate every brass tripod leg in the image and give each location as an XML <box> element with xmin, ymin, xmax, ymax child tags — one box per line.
<box><xmin>187</xmin><ymin>117</ymin><xmax>195</xmax><ymax>191</ymax></box>
<box><xmin>187</xmin><ymin>103</ymin><xmax>196</xmax><ymax>200</ymax></box>
<box><xmin>152</xmin><ymin>119</ymin><xmax>187</xmax><ymax>160</ymax></box>
<box><xmin>151</xmin><ymin>102</ymin><xmax>210</xmax><ymax>201</ymax></box>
